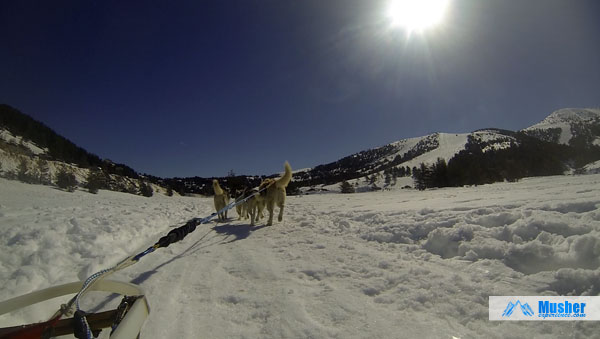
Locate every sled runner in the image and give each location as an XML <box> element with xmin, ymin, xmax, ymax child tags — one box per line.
<box><xmin>0</xmin><ymin>279</ymin><xmax>149</xmax><ymax>339</ymax></box>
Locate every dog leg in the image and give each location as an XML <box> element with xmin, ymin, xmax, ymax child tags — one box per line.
<box><xmin>278</xmin><ymin>203</ymin><xmax>284</xmax><ymax>222</ymax></box>
<box><xmin>258</xmin><ymin>201</ymin><xmax>265</xmax><ymax>220</ymax></box>
<box><xmin>267</xmin><ymin>200</ymin><xmax>275</xmax><ymax>226</ymax></box>
<box><xmin>249</xmin><ymin>205</ymin><xmax>255</xmax><ymax>226</ymax></box>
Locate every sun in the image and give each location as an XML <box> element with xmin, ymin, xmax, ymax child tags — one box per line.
<box><xmin>386</xmin><ymin>0</ymin><xmax>450</xmax><ymax>32</ymax></box>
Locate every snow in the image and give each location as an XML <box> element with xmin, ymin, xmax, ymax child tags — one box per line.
<box><xmin>584</xmin><ymin>160</ymin><xmax>600</xmax><ymax>174</ymax></box>
<box><xmin>0</xmin><ymin>130</ymin><xmax>84</xmax><ymax>184</ymax></box>
<box><xmin>386</xmin><ymin>135</ymin><xmax>430</xmax><ymax>160</ymax></box>
<box><xmin>523</xmin><ymin>108</ymin><xmax>600</xmax><ymax>145</ymax></box>
<box><xmin>401</xmin><ymin>133</ymin><xmax>468</xmax><ymax>168</ymax></box>
<box><xmin>0</xmin><ymin>128</ymin><xmax>47</xmax><ymax>155</ymax></box>
<box><xmin>542</xmin><ymin>108</ymin><xmax>600</xmax><ymax>123</ymax></box>
<box><xmin>1</xmin><ymin>174</ymin><xmax>600</xmax><ymax>338</ymax></box>
<box><xmin>377</xmin><ymin>131</ymin><xmax>514</xmax><ymax>175</ymax></box>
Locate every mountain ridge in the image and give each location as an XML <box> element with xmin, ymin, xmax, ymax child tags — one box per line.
<box><xmin>1</xmin><ymin>105</ymin><xmax>599</xmax><ymax>195</ymax></box>
<box><xmin>522</xmin><ymin>108</ymin><xmax>600</xmax><ymax>145</ymax></box>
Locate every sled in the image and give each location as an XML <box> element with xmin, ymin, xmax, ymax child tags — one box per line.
<box><xmin>0</xmin><ymin>279</ymin><xmax>150</xmax><ymax>339</ymax></box>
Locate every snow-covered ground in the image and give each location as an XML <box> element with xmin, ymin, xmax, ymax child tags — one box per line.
<box><xmin>1</xmin><ymin>174</ymin><xmax>599</xmax><ymax>338</ymax></box>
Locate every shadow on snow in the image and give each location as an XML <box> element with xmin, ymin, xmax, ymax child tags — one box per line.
<box><xmin>91</xmin><ymin>221</ymin><xmax>266</xmax><ymax>312</ymax></box>
<box><xmin>212</xmin><ymin>224</ymin><xmax>266</xmax><ymax>244</ymax></box>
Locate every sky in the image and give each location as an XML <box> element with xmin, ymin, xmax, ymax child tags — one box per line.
<box><xmin>1</xmin><ymin>0</ymin><xmax>599</xmax><ymax>178</ymax></box>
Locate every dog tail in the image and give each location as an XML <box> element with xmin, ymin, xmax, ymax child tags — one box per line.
<box><xmin>213</xmin><ymin>179</ymin><xmax>224</xmax><ymax>195</ymax></box>
<box><xmin>275</xmin><ymin>161</ymin><xmax>292</xmax><ymax>188</ymax></box>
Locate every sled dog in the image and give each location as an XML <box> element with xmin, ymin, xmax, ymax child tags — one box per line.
<box><xmin>235</xmin><ymin>188</ymin><xmax>248</xmax><ymax>220</ymax></box>
<box><xmin>212</xmin><ymin>179</ymin><xmax>229</xmax><ymax>221</ymax></box>
<box><xmin>235</xmin><ymin>187</ymin><xmax>260</xmax><ymax>220</ymax></box>
<box><xmin>260</xmin><ymin>162</ymin><xmax>292</xmax><ymax>226</ymax></box>
<box><xmin>245</xmin><ymin>188</ymin><xmax>266</xmax><ymax>226</ymax></box>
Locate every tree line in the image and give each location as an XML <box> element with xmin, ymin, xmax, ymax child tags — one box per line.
<box><xmin>1</xmin><ymin>156</ymin><xmax>156</xmax><ymax>197</ymax></box>
<box><xmin>412</xmin><ymin>132</ymin><xmax>600</xmax><ymax>190</ymax></box>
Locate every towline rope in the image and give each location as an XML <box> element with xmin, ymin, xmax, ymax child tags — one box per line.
<box><xmin>57</xmin><ymin>183</ymin><xmax>272</xmax><ymax>339</ymax></box>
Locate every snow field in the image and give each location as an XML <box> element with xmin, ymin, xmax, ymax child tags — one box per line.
<box><xmin>0</xmin><ymin>179</ymin><xmax>208</xmax><ymax>326</ymax></box>
<box><xmin>1</xmin><ymin>174</ymin><xmax>600</xmax><ymax>338</ymax></box>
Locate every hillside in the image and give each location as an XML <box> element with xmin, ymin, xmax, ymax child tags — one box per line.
<box><xmin>291</xmin><ymin>130</ymin><xmax>517</xmax><ymax>188</ymax></box>
<box><xmin>522</xmin><ymin>108</ymin><xmax>600</xmax><ymax>146</ymax></box>
<box><xmin>0</xmin><ymin>105</ymin><xmax>167</xmax><ymax>196</ymax></box>
<box><xmin>292</xmin><ymin>109</ymin><xmax>600</xmax><ymax>192</ymax></box>
<box><xmin>0</xmin><ymin>104</ymin><xmax>141</xmax><ymax>179</ymax></box>
<box><xmin>2</xmin><ymin>105</ymin><xmax>600</xmax><ymax>196</ymax></box>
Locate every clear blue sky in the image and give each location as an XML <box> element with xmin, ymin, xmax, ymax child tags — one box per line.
<box><xmin>1</xmin><ymin>0</ymin><xmax>599</xmax><ymax>178</ymax></box>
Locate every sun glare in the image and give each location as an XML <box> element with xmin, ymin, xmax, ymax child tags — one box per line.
<box><xmin>387</xmin><ymin>0</ymin><xmax>450</xmax><ymax>32</ymax></box>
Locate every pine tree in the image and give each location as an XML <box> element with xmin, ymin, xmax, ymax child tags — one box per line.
<box><xmin>431</xmin><ymin>158</ymin><xmax>449</xmax><ymax>188</ymax></box>
<box><xmin>56</xmin><ymin>166</ymin><xmax>77</xmax><ymax>192</ymax></box>
<box><xmin>413</xmin><ymin>163</ymin><xmax>431</xmax><ymax>190</ymax></box>
<box><xmin>85</xmin><ymin>169</ymin><xmax>105</xmax><ymax>194</ymax></box>
<box><xmin>139</xmin><ymin>180</ymin><xmax>153</xmax><ymax>197</ymax></box>
<box><xmin>340</xmin><ymin>180</ymin><xmax>355</xmax><ymax>193</ymax></box>
<box><xmin>35</xmin><ymin>158</ymin><xmax>51</xmax><ymax>185</ymax></box>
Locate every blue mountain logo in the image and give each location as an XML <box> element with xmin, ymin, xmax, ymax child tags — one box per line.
<box><xmin>502</xmin><ymin>300</ymin><xmax>534</xmax><ymax>317</ymax></box>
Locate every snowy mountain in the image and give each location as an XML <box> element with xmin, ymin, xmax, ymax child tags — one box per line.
<box><xmin>522</xmin><ymin>108</ymin><xmax>600</xmax><ymax>146</ymax></box>
<box><xmin>293</xmin><ymin>108</ymin><xmax>600</xmax><ymax>191</ymax></box>
<box><xmin>292</xmin><ymin>130</ymin><xmax>518</xmax><ymax>189</ymax></box>
<box><xmin>2</xmin><ymin>104</ymin><xmax>600</xmax><ymax>195</ymax></box>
